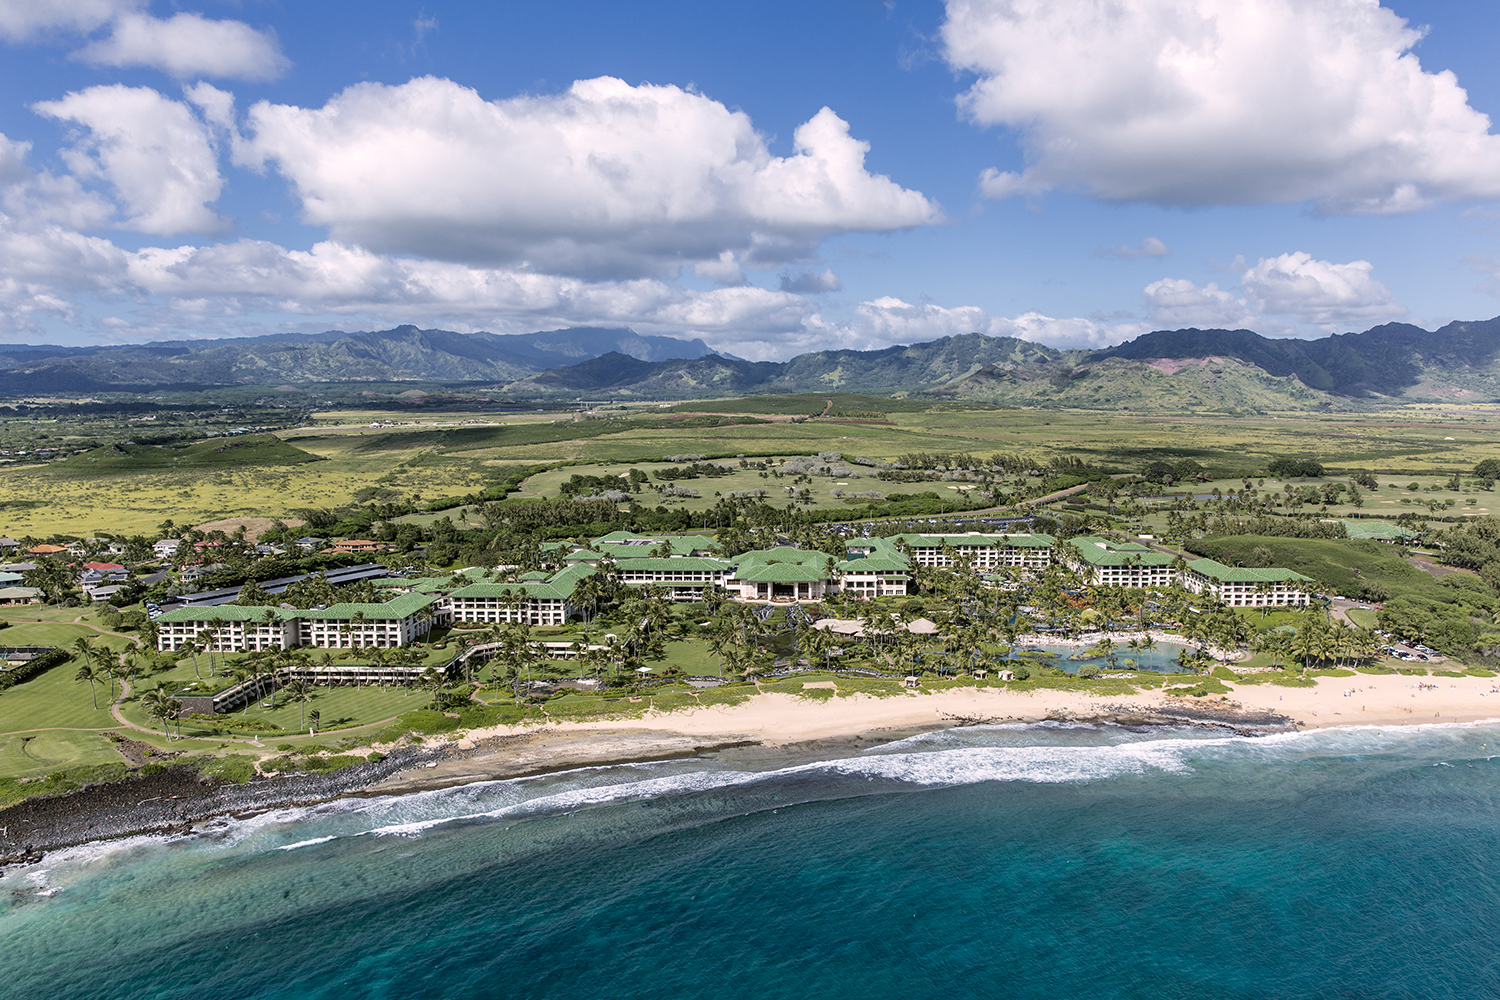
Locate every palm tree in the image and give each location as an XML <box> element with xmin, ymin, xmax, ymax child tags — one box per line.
<box><xmin>1139</xmin><ymin>633</ymin><xmax>1158</xmax><ymax>671</ymax></box>
<box><xmin>75</xmin><ymin>660</ymin><xmax>100</xmax><ymax>710</ymax></box>
<box><xmin>284</xmin><ymin>678</ymin><xmax>312</xmax><ymax>732</ymax></box>
<box><xmin>419</xmin><ymin>666</ymin><xmax>445</xmax><ymax>706</ymax></box>
<box><xmin>141</xmin><ymin>686</ymin><xmax>179</xmax><ymax>739</ymax></box>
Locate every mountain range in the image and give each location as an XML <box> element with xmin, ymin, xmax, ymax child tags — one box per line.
<box><xmin>4</xmin><ymin>317</ymin><xmax>1500</xmax><ymax>409</ymax></box>
<box><xmin>0</xmin><ymin>326</ymin><xmax>721</xmax><ymax>392</ymax></box>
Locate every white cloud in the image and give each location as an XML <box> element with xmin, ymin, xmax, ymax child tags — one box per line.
<box><xmin>945</xmin><ymin>0</ymin><xmax>1500</xmax><ymax>213</ymax></box>
<box><xmin>0</xmin><ymin>0</ymin><xmax>138</xmax><ymax>41</ymax></box>
<box><xmin>238</xmin><ymin>76</ymin><xmax>940</xmax><ymax>279</ymax></box>
<box><xmin>73</xmin><ymin>12</ymin><xmax>288</xmax><ymax>81</ymax></box>
<box><xmin>33</xmin><ymin>85</ymin><xmax>227</xmax><ymax>235</ymax></box>
<box><xmin>0</xmin><ymin>133</ymin><xmax>113</xmax><ymax>231</ymax></box>
<box><xmin>780</xmin><ymin>268</ymin><xmax>841</xmax><ymax>293</ymax></box>
<box><xmin>1097</xmin><ymin>236</ymin><xmax>1170</xmax><ymax>259</ymax></box>
<box><xmin>1238</xmin><ymin>251</ymin><xmax>1405</xmax><ymax>325</ymax></box>
<box><xmin>693</xmin><ymin>251</ymin><xmax>746</xmax><ymax>286</ymax></box>
<box><xmin>1143</xmin><ymin>277</ymin><xmax>1252</xmax><ymax>327</ymax></box>
<box><xmin>1142</xmin><ymin>252</ymin><xmax>1406</xmax><ymax>331</ymax></box>
<box><xmin>801</xmin><ymin>296</ymin><xmax>1146</xmax><ymax>354</ymax></box>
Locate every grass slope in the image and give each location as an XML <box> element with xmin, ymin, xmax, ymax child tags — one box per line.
<box><xmin>1183</xmin><ymin>535</ymin><xmax>1453</xmax><ymax>602</ymax></box>
<box><xmin>58</xmin><ymin>434</ymin><xmax>323</xmax><ymax>475</ymax></box>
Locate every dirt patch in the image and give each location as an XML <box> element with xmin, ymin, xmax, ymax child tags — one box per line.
<box><xmin>1147</xmin><ymin>357</ymin><xmax>1213</xmax><ymax>375</ymax></box>
<box><xmin>108</xmin><ymin>734</ymin><xmax>173</xmax><ymax>768</ymax></box>
<box><xmin>192</xmin><ymin>516</ymin><xmax>305</xmax><ymax>540</ymax></box>
<box><xmin>1407</xmin><ymin>556</ymin><xmax>1474</xmax><ymax>579</ymax></box>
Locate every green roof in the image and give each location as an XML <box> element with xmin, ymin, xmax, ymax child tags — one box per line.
<box><xmin>1185</xmin><ymin>558</ymin><xmax>1312</xmax><ymax>584</ymax></box>
<box><xmin>614</xmin><ymin>557</ymin><xmax>733</xmax><ymax>573</ymax></box>
<box><xmin>593</xmin><ymin>532</ymin><xmax>708</xmax><ymax>556</ymax></box>
<box><xmin>1339</xmin><ymin>520</ymin><xmax>1417</xmax><ymax>541</ymax></box>
<box><xmin>731</xmin><ymin>547</ymin><xmax>833</xmax><ymax>583</ymax></box>
<box><xmin>1067</xmin><ymin>537</ymin><xmax>1174</xmax><ymax>567</ymax></box>
<box><xmin>158</xmin><ymin>605</ymin><xmax>297</xmax><ymax>624</ymax></box>
<box><xmin>452</xmin><ymin>562</ymin><xmax>595</xmax><ymax>601</ymax></box>
<box><xmin>892</xmin><ymin>532</ymin><xmax>1055</xmax><ymax>548</ymax></box>
<box><xmin>304</xmin><ymin>593</ymin><xmax>439</xmax><ymax>620</ymax></box>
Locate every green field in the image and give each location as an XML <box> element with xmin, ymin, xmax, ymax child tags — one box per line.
<box><xmin>2</xmin><ymin>400</ymin><xmax>1498</xmax><ymax>536</ymax></box>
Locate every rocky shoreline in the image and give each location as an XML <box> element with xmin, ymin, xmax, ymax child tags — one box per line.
<box><xmin>0</xmin><ymin>702</ymin><xmax>1294</xmax><ymax>868</ymax></box>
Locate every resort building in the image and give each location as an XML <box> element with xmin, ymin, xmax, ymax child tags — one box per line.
<box><xmin>836</xmin><ymin>538</ymin><xmax>912</xmax><ymax>599</ymax></box>
<box><xmin>724</xmin><ymin>546</ymin><xmax>838</xmax><ymax>603</ymax></box>
<box><xmin>1180</xmin><ymin>559</ymin><xmax>1312</xmax><ymax>607</ymax></box>
<box><xmin>1063</xmin><ymin>537</ymin><xmax>1177</xmax><ymax>589</ymax></box>
<box><xmin>892</xmin><ymin>532</ymin><xmax>1055</xmax><ymax>571</ymax></box>
<box><xmin>155</xmin><ymin>593</ymin><xmax>444</xmax><ymax>653</ymax></box>
<box><xmin>612</xmin><ymin>556</ymin><xmax>734</xmax><ymax>601</ymax></box>
<box><xmin>448</xmin><ymin>563</ymin><xmax>594</xmax><ymax>626</ymax></box>
<box><xmin>156</xmin><ymin>605</ymin><xmax>299</xmax><ymax>653</ymax></box>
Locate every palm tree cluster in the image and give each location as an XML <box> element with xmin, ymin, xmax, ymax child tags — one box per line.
<box><xmin>1252</xmin><ymin>614</ymin><xmax>1381</xmax><ymax>671</ymax></box>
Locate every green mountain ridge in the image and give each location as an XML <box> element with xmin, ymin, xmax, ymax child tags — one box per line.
<box><xmin>0</xmin><ymin>326</ymin><xmax>720</xmax><ymax>392</ymax></box>
<box><xmin>4</xmin><ymin>316</ymin><xmax>1500</xmax><ymax>410</ymax></box>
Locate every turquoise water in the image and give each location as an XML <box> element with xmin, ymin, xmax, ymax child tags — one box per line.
<box><xmin>6</xmin><ymin>722</ymin><xmax>1500</xmax><ymax>999</ymax></box>
<box><xmin>1026</xmin><ymin>641</ymin><xmax>1193</xmax><ymax>673</ymax></box>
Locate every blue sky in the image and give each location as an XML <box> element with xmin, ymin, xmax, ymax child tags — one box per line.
<box><xmin>1</xmin><ymin>0</ymin><xmax>1499</xmax><ymax>359</ymax></box>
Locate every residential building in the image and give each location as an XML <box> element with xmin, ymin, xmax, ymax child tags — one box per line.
<box><xmin>153</xmin><ymin>539</ymin><xmax>181</xmax><ymax>559</ymax></box>
<box><xmin>1181</xmin><ymin>559</ymin><xmax>1312</xmax><ymax>607</ymax></box>
<box><xmin>1063</xmin><ymin>537</ymin><xmax>1177</xmax><ymax>589</ymax></box>
<box><xmin>0</xmin><ymin>586</ymin><xmax>42</xmax><ymax>605</ymax></box>
<box><xmin>331</xmin><ymin>539</ymin><xmax>386</xmax><ymax>554</ymax></box>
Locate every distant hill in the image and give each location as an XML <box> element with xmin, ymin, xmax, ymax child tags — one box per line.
<box><xmin>0</xmin><ymin>325</ymin><xmax>719</xmax><ymax>392</ymax></box>
<box><xmin>5</xmin><ymin>316</ymin><xmax>1500</xmax><ymax>409</ymax></box>
<box><xmin>503</xmin><ymin>316</ymin><xmax>1500</xmax><ymax>408</ymax></box>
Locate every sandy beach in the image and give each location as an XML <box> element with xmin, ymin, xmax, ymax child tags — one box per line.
<box><xmin>364</xmin><ymin>671</ymin><xmax>1500</xmax><ymax>793</ymax></box>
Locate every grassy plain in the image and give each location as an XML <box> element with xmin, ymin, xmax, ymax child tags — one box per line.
<box><xmin>3</xmin><ymin>401</ymin><xmax>1499</xmax><ymax>536</ymax></box>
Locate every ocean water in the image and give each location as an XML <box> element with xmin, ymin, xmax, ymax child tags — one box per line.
<box><xmin>5</xmin><ymin>721</ymin><xmax>1500</xmax><ymax>999</ymax></box>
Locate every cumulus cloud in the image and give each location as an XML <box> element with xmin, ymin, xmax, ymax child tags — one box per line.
<box><xmin>780</xmin><ymin>268</ymin><xmax>841</xmax><ymax>293</ymax></box>
<box><xmin>0</xmin><ymin>133</ymin><xmax>113</xmax><ymax>231</ymax></box>
<box><xmin>1143</xmin><ymin>277</ymin><xmax>1252</xmax><ymax>327</ymax></box>
<box><xmin>945</xmin><ymin>0</ymin><xmax>1500</xmax><ymax>213</ymax></box>
<box><xmin>800</xmin><ymin>296</ymin><xmax>1147</xmax><ymax>355</ymax></box>
<box><xmin>1096</xmin><ymin>236</ymin><xmax>1170</xmax><ymax>259</ymax></box>
<box><xmin>73</xmin><ymin>12</ymin><xmax>289</xmax><ymax>82</ymax></box>
<box><xmin>1143</xmin><ymin>252</ymin><xmax>1406</xmax><ymax>331</ymax></box>
<box><xmin>1238</xmin><ymin>252</ymin><xmax>1405</xmax><ymax>325</ymax></box>
<box><xmin>0</xmin><ymin>0</ymin><xmax>137</xmax><ymax>41</ymax></box>
<box><xmin>33</xmin><ymin>85</ymin><xmax>227</xmax><ymax>235</ymax></box>
<box><xmin>237</xmin><ymin>76</ymin><xmax>940</xmax><ymax>279</ymax></box>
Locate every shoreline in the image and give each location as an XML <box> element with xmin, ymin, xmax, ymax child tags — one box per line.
<box><xmin>5</xmin><ymin>670</ymin><xmax>1500</xmax><ymax>862</ymax></box>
